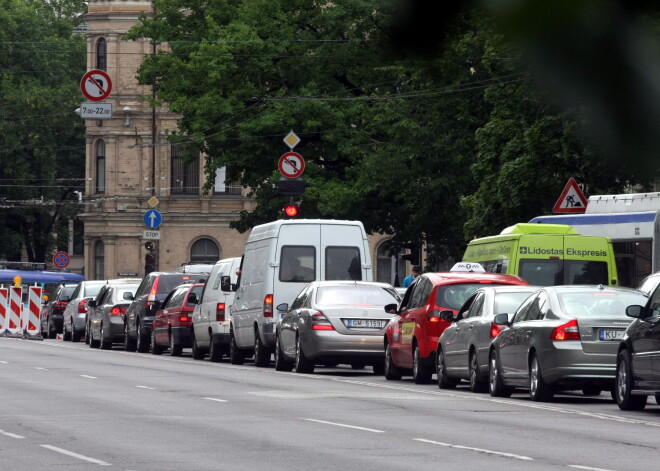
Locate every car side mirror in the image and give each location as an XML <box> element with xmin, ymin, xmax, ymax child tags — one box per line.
<box><xmin>187</xmin><ymin>293</ymin><xmax>198</xmax><ymax>305</ymax></box>
<box><xmin>276</xmin><ymin>303</ymin><xmax>288</xmax><ymax>312</ymax></box>
<box><xmin>626</xmin><ymin>305</ymin><xmax>644</xmax><ymax>319</ymax></box>
<box><xmin>87</xmin><ymin>299</ymin><xmax>97</xmax><ymax>308</ymax></box>
<box><xmin>384</xmin><ymin>303</ymin><xmax>398</xmax><ymax>314</ymax></box>
<box><xmin>220</xmin><ymin>275</ymin><xmax>233</xmax><ymax>292</ymax></box>
<box><xmin>493</xmin><ymin>313</ymin><xmax>510</xmax><ymax>326</ymax></box>
<box><xmin>439</xmin><ymin>310</ymin><xmax>454</xmax><ymax>322</ymax></box>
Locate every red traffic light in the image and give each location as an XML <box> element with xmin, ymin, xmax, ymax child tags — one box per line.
<box><xmin>283</xmin><ymin>204</ymin><xmax>299</xmax><ymax>218</ymax></box>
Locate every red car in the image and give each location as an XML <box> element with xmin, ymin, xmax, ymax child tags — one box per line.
<box><xmin>383</xmin><ymin>265</ymin><xmax>527</xmax><ymax>383</ymax></box>
<box><xmin>151</xmin><ymin>283</ymin><xmax>204</xmax><ymax>356</ymax></box>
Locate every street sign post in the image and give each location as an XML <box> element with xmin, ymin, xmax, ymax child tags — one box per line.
<box><xmin>80</xmin><ymin>69</ymin><xmax>112</xmax><ymax>102</ymax></box>
<box><xmin>143</xmin><ymin>209</ymin><xmax>162</xmax><ymax>229</ymax></box>
<box><xmin>278</xmin><ymin>152</ymin><xmax>305</xmax><ymax>178</ymax></box>
<box><xmin>553</xmin><ymin>177</ymin><xmax>588</xmax><ymax>213</ymax></box>
<box><xmin>52</xmin><ymin>251</ymin><xmax>70</xmax><ymax>269</ymax></box>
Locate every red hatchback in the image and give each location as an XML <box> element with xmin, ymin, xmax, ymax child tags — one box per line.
<box><xmin>151</xmin><ymin>283</ymin><xmax>204</xmax><ymax>356</ymax></box>
<box><xmin>384</xmin><ymin>265</ymin><xmax>527</xmax><ymax>383</ymax></box>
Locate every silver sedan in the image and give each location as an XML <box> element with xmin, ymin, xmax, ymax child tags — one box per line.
<box><xmin>488</xmin><ymin>285</ymin><xmax>648</xmax><ymax>401</ymax></box>
<box><xmin>275</xmin><ymin>281</ymin><xmax>400</xmax><ymax>374</ymax></box>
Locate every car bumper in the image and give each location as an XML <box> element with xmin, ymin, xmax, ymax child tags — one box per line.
<box><xmin>171</xmin><ymin>327</ymin><xmax>192</xmax><ymax>347</ymax></box>
<box><xmin>539</xmin><ymin>343</ymin><xmax>618</xmax><ymax>387</ymax></box>
<box><xmin>211</xmin><ymin>332</ymin><xmax>230</xmax><ymax>346</ymax></box>
<box><xmin>301</xmin><ymin>331</ymin><xmax>384</xmax><ymax>360</ymax></box>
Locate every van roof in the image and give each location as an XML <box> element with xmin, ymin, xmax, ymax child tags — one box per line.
<box><xmin>247</xmin><ymin>219</ymin><xmax>366</xmax><ymax>242</ymax></box>
<box><xmin>500</xmin><ymin>223</ymin><xmax>577</xmax><ymax>235</ymax></box>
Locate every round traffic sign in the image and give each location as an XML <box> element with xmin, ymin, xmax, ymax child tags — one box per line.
<box><xmin>81</xmin><ymin>69</ymin><xmax>112</xmax><ymax>101</ymax></box>
<box><xmin>278</xmin><ymin>152</ymin><xmax>305</xmax><ymax>178</ymax></box>
<box><xmin>53</xmin><ymin>251</ymin><xmax>70</xmax><ymax>269</ymax></box>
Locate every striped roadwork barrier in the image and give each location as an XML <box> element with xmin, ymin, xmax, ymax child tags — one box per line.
<box><xmin>5</xmin><ymin>287</ymin><xmax>22</xmax><ymax>337</ymax></box>
<box><xmin>24</xmin><ymin>286</ymin><xmax>43</xmax><ymax>340</ymax></box>
<box><xmin>0</xmin><ymin>288</ymin><xmax>7</xmax><ymax>335</ymax></box>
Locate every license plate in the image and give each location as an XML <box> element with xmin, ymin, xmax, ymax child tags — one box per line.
<box><xmin>599</xmin><ymin>329</ymin><xmax>624</xmax><ymax>341</ymax></box>
<box><xmin>345</xmin><ymin>319</ymin><xmax>386</xmax><ymax>329</ymax></box>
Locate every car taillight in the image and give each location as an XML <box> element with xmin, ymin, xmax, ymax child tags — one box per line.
<box><xmin>78</xmin><ymin>299</ymin><xmax>88</xmax><ymax>313</ymax></box>
<box><xmin>311</xmin><ymin>311</ymin><xmax>334</xmax><ymax>331</ymax></box>
<box><xmin>54</xmin><ymin>301</ymin><xmax>68</xmax><ymax>310</ymax></box>
<box><xmin>111</xmin><ymin>306</ymin><xmax>126</xmax><ymax>316</ymax></box>
<box><xmin>216</xmin><ymin>303</ymin><xmax>225</xmax><ymax>322</ymax></box>
<box><xmin>147</xmin><ymin>279</ymin><xmax>159</xmax><ymax>308</ymax></box>
<box><xmin>550</xmin><ymin>319</ymin><xmax>580</xmax><ymax>341</ymax></box>
<box><xmin>179</xmin><ymin>315</ymin><xmax>190</xmax><ymax>323</ymax></box>
<box><xmin>263</xmin><ymin>294</ymin><xmax>273</xmax><ymax>318</ymax></box>
<box><xmin>427</xmin><ymin>310</ymin><xmax>449</xmax><ymax>323</ymax></box>
<box><xmin>490</xmin><ymin>322</ymin><xmax>504</xmax><ymax>338</ymax></box>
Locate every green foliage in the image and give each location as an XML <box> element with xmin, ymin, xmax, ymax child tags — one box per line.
<box><xmin>0</xmin><ymin>0</ymin><xmax>86</xmax><ymax>262</ymax></box>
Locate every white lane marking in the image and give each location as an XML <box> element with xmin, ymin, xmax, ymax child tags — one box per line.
<box><xmin>40</xmin><ymin>444</ymin><xmax>111</xmax><ymax>466</ymax></box>
<box><xmin>0</xmin><ymin>360</ymin><xmax>8</xmax><ymax>364</ymax></box>
<box><xmin>136</xmin><ymin>385</ymin><xmax>155</xmax><ymax>390</ymax></box>
<box><xmin>301</xmin><ymin>418</ymin><xmax>384</xmax><ymax>433</ymax></box>
<box><xmin>568</xmin><ymin>466</ymin><xmax>616</xmax><ymax>471</ymax></box>
<box><xmin>80</xmin><ymin>375</ymin><xmax>97</xmax><ymax>379</ymax></box>
<box><xmin>0</xmin><ymin>430</ymin><xmax>25</xmax><ymax>439</ymax></box>
<box><xmin>414</xmin><ymin>438</ymin><xmax>533</xmax><ymax>461</ymax></box>
<box><xmin>204</xmin><ymin>397</ymin><xmax>228</xmax><ymax>403</ymax></box>
<box><xmin>34</xmin><ymin>367</ymin><xmax>47</xmax><ymax>370</ymax></box>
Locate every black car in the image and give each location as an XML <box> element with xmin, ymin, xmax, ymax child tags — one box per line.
<box><xmin>40</xmin><ymin>283</ymin><xmax>78</xmax><ymax>338</ymax></box>
<box><xmin>615</xmin><ymin>283</ymin><xmax>660</xmax><ymax>410</ymax></box>
<box><xmin>124</xmin><ymin>272</ymin><xmax>208</xmax><ymax>353</ymax></box>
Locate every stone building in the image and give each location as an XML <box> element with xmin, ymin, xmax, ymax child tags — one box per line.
<box><xmin>80</xmin><ymin>0</ymin><xmax>405</xmax><ymax>283</ymax></box>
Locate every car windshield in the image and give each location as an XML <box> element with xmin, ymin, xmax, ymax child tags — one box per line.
<box><xmin>494</xmin><ymin>291</ymin><xmax>536</xmax><ymax>314</ymax></box>
<box><xmin>435</xmin><ymin>283</ymin><xmax>487</xmax><ymax>310</ymax></box>
<box><xmin>558</xmin><ymin>290</ymin><xmax>648</xmax><ymax>318</ymax></box>
<box><xmin>316</xmin><ymin>285</ymin><xmax>398</xmax><ymax>306</ymax></box>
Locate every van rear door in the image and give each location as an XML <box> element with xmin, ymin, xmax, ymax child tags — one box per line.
<box><xmin>321</xmin><ymin>223</ymin><xmax>369</xmax><ymax>281</ymax></box>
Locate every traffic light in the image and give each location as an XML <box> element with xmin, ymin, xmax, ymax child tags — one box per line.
<box><xmin>145</xmin><ymin>253</ymin><xmax>156</xmax><ymax>275</ymax></box>
<box><xmin>144</xmin><ymin>241</ymin><xmax>154</xmax><ymax>251</ymax></box>
<box><xmin>283</xmin><ymin>202</ymin><xmax>299</xmax><ymax>218</ymax></box>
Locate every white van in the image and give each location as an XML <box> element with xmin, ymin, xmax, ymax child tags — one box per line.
<box><xmin>191</xmin><ymin>257</ymin><xmax>241</xmax><ymax>361</ymax></box>
<box><xmin>229</xmin><ymin>219</ymin><xmax>373</xmax><ymax>366</ymax></box>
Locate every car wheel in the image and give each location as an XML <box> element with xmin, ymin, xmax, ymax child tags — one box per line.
<box><xmin>412</xmin><ymin>344</ymin><xmax>432</xmax><ymax>384</ymax></box>
<box><xmin>62</xmin><ymin>322</ymin><xmax>72</xmax><ymax>341</ymax></box>
<box><xmin>124</xmin><ymin>322</ymin><xmax>137</xmax><ymax>352</ymax></box>
<box><xmin>253</xmin><ymin>331</ymin><xmax>271</xmax><ymax>367</ymax></box>
<box><xmin>209</xmin><ymin>336</ymin><xmax>223</xmax><ymax>362</ymax></box>
<box><xmin>436</xmin><ymin>348</ymin><xmax>458</xmax><ymax>389</ymax></box>
<box><xmin>99</xmin><ymin>324</ymin><xmax>112</xmax><ymax>350</ymax></box>
<box><xmin>84</xmin><ymin>322</ymin><xmax>90</xmax><ymax>344</ymax></box>
<box><xmin>529</xmin><ymin>354</ymin><xmax>553</xmax><ymax>402</ymax></box>
<box><xmin>169</xmin><ymin>332</ymin><xmax>183</xmax><ymax>357</ymax></box>
<box><xmin>48</xmin><ymin>319</ymin><xmax>57</xmax><ymax>339</ymax></box>
<box><xmin>274</xmin><ymin>334</ymin><xmax>293</xmax><ymax>372</ymax></box>
<box><xmin>71</xmin><ymin>324</ymin><xmax>80</xmax><ymax>343</ymax></box>
<box><xmin>150</xmin><ymin>330</ymin><xmax>163</xmax><ymax>355</ymax></box>
<box><xmin>469</xmin><ymin>350</ymin><xmax>487</xmax><ymax>393</ymax></box>
<box><xmin>294</xmin><ymin>335</ymin><xmax>314</xmax><ymax>374</ymax></box>
<box><xmin>136</xmin><ymin>322</ymin><xmax>149</xmax><ymax>353</ymax></box>
<box><xmin>191</xmin><ymin>331</ymin><xmax>205</xmax><ymax>360</ymax></box>
<box><xmin>229</xmin><ymin>331</ymin><xmax>245</xmax><ymax>365</ymax></box>
<box><xmin>581</xmin><ymin>386</ymin><xmax>602</xmax><ymax>397</ymax></box>
<box><xmin>489</xmin><ymin>350</ymin><xmax>512</xmax><ymax>398</ymax></box>
<box><xmin>384</xmin><ymin>343</ymin><xmax>402</xmax><ymax>381</ymax></box>
<box><xmin>615</xmin><ymin>349</ymin><xmax>647</xmax><ymax>410</ymax></box>
<box><xmin>89</xmin><ymin>325</ymin><xmax>100</xmax><ymax>349</ymax></box>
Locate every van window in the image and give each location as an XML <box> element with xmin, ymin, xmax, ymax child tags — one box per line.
<box><xmin>280</xmin><ymin>246</ymin><xmax>315</xmax><ymax>282</ymax></box>
<box><xmin>519</xmin><ymin>260</ymin><xmax>608</xmax><ymax>286</ymax></box>
<box><xmin>325</xmin><ymin>246</ymin><xmax>362</xmax><ymax>281</ymax></box>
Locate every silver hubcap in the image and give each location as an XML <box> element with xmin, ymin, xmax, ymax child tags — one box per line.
<box><xmin>490</xmin><ymin>356</ymin><xmax>497</xmax><ymax>391</ymax></box>
<box><xmin>617</xmin><ymin>360</ymin><xmax>627</xmax><ymax>400</ymax></box>
<box><xmin>530</xmin><ymin>358</ymin><xmax>539</xmax><ymax>396</ymax></box>
<box><xmin>470</xmin><ymin>355</ymin><xmax>478</xmax><ymax>386</ymax></box>
<box><xmin>437</xmin><ymin>352</ymin><xmax>444</xmax><ymax>378</ymax></box>
<box><xmin>413</xmin><ymin>348</ymin><xmax>419</xmax><ymax>377</ymax></box>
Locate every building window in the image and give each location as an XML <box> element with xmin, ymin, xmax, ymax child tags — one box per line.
<box><xmin>171</xmin><ymin>145</ymin><xmax>199</xmax><ymax>195</ymax></box>
<box><xmin>94</xmin><ymin>241</ymin><xmax>104</xmax><ymax>280</ymax></box>
<box><xmin>190</xmin><ymin>238</ymin><xmax>220</xmax><ymax>263</ymax></box>
<box><xmin>376</xmin><ymin>240</ymin><xmax>406</xmax><ymax>286</ymax></box>
<box><xmin>96</xmin><ymin>38</ymin><xmax>107</xmax><ymax>71</ymax></box>
<box><xmin>95</xmin><ymin>140</ymin><xmax>105</xmax><ymax>194</ymax></box>
<box><xmin>214</xmin><ymin>167</ymin><xmax>242</xmax><ymax>195</ymax></box>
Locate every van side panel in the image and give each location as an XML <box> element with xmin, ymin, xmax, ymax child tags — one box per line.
<box><xmin>463</xmin><ymin>238</ymin><xmax>516</xmax><ymax>274</ymax></box>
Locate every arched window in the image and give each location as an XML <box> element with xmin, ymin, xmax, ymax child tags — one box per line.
<box><xmin>190</xmin><ymin>238</ymin><xmax>220</xmax><ymax>264</ymax></box>
<box><xmin>94</xmin><ymin>241</ymin><xmax>105</xmax><ymax>280</ymax></box>
<box><xmin>96</xmin><ymin>38</ymin><xmax>107</xmax><ymax>71</ymax></box>
<box><xmin>95</xmin><ymin>140</ymin><xmax>105</xmax><ymax>194</ymax></box>
<box><xmin>376</xmin><ymin>240</ymin><xmax>406</xmax><ymax>286</ymax></box>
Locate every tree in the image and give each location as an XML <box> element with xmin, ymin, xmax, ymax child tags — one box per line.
<box><xmin>0</xmin><ymin>0</ymin><xmax>86</xmax><ymax>262</ymax></box>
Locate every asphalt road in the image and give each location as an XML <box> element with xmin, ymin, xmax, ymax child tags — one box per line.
<box><xmin>1</xmin><ymin>337</ymin><xmax>659</xmax><ymax>471</ymax></box>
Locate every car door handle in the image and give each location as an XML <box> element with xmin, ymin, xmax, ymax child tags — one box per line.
<box><xmin>525</xmin><ymin>330</ymin><xmax>532</xmax><ymax>336</ymax></box>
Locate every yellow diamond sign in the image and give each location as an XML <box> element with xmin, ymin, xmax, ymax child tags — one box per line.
<box><xmin>148</xmin><ymin>196</ymin><xmax>159</xmax><ymax>207</ymax></box>
<box><xmin>283</xmin><ymin>130</ymin><xmax>300</xmax><ymax>150</ymax></box>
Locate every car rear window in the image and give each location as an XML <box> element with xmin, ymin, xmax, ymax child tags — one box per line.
<box><xmin>436</xmin><ymin>283</ymin><xmax>490</xmax><ymax>310</ymax></box>
<box><xmin>62</xmin><ymin>286</ymin><xmax>77</xmax><ymax>298</ymax></box>
<box><xmin>83</xmin><ymin>284</ymin><xmax>104</xmax><ymax>297</ymax></box>
<box><xmin>158</xmin><ymin>275</ymin><xmax>205</xmax><ymax>294</ymax></box>
<box><xmin>316</xmin><ymin>285</ymin><xmax>398</xmax><ymax>306</ymax></box>
<box><xmin>494</xmin><ymin>291</ymin><xmax>536</xmax><ymax>315</ymax></box>
<box><xmin>558</xmin><ymin>290</ymin><xmax>648</xmax><ymax>318</ymax></box>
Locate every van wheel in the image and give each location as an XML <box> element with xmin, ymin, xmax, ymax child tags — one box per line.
<box><xmin>209</xmin><ymin>337</ymin><xmax>223</xmax><ymax>362</ymax></box>
<box><xmin>274</xmin><ymin>335</ymin><xmax>293</xmax><ymax>372</ymax></box>
<box><xmin>294</xmin><ymin>335</ymin><xmax>314</xmax><ymax>374</ymax></box>
<box><xmin>191</xmin><ymin>331</ymin><xmax>205</xmax><ymax>360</ymax></box>
<box><xmin>229</xmin><ymin>332</ymin><xmax>245</xmax><ymax>365</ymax></box>
<box><xmin>253</xmin><ymin>332</ymin><xmax>271</xmax><ymax>367</ymax></box>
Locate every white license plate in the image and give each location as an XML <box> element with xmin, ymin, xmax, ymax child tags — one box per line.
<box><xmin>346</xmin><ymin>319</ymin><xmax>385</xmax><ymax>329</ymax></box>
<box><xmin>599</xmin><ymin>329</ymin><xmax>625</xmax><ymax>341</ymax></box>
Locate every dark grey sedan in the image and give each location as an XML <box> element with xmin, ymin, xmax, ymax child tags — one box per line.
<box><xmin>488</xmin><ymin>285</ymin><xmax>648</xmax><ymax>401</ymax></box>
<box><xmin>437</xmin><ymin>285</ymin><xmax>539</xmax><ymax>392</ymax></box>
<box><xmin>88</xmin><ymin>279</ymin><xmax>141</xmax><ymax>349</ymax></box>
<box><xmin>275</xmin><ymin>281</ymin><xmax>400</xmax><ymax>374</ymax></box>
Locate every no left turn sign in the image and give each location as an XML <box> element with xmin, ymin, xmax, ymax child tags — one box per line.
<box><xmin>278</xmin><ymin>152</ymin><xmax>305</xmax><ymax>178</ymax></box>
<box><xmin>81</xmin><ymin>69</ymin><xmax>112</xmax><ymax>101</ymax></box>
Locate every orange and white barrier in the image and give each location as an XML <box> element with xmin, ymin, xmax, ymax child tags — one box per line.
<box><xmin>0</xmin><ymin>288</ymin><xmax>7</xmax><ymax>334</ymax></box>
<box><xmin>5</xmin><ymin>287</ymin><xmax>22</xmax><ymax>336</ymax></box>
<box><xmin>24</xmin><ymin>286</ymin><xmax>43</xmax><ymax>339</ymax></box>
